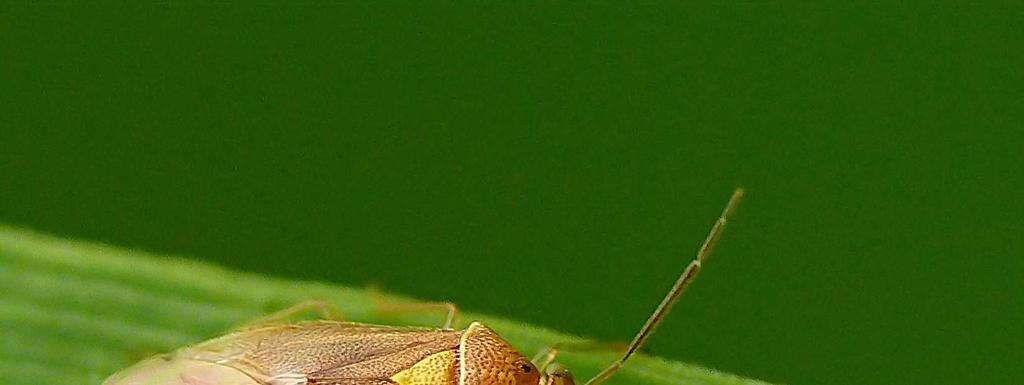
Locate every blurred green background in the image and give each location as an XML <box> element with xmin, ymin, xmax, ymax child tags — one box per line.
<box><xmin>1</xmin><ymin>3</ymin><xmax>1020</xmax><ymax>385</ymax></box>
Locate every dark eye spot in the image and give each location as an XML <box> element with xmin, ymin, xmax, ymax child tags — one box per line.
<box><xmin>521</xmin><ymin>364</ymin><xmax>532</xmax><ymax>373</ymax></box>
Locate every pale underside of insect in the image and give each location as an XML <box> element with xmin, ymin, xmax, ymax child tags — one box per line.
<box><xmin>104</xmin><ymin>188</ymin><xmax>744</xmax><ymax>385</ymax></box>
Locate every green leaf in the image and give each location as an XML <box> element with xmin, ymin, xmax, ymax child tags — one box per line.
<box><xmin>0</xmin><ymin>225</ymin><xmax>771</xmax><ymax>385</ymax></box>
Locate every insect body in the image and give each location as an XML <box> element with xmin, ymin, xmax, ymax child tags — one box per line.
<box><xmin>105</xmin><ymin>321</ymin><xmax>546</xmax><ymax>385</ymax></box>
<box><xmin>105</xmin><ymin>189</ymin><xmax>744</xmax><ymax>385</ymax></box>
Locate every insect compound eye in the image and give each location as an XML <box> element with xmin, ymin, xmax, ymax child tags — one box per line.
<box><xmin>511</xmin><ymin>358</ymin><xmax>540</xmax><ymax>385</ymax></box>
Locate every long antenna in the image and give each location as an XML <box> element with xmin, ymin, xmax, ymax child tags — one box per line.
<box><xmin>584</xmin><ymin>188</ymin><xmax>745</xmax><ymax>385</ymax></box>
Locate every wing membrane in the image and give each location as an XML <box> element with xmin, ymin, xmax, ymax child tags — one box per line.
<box><xmin>103</xmin><ymin>356</ymin><xmax>259</xmax><ymax>385</ymax></box>
<box><xmin>179</xmin><ymin>321</ymin><xmax>461</xmax><ymax>383</ymax></box>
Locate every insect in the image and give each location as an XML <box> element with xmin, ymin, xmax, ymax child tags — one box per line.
<box><xmin>104</xmin><ymin>188</ymin><xmax>744</xmax><ymax>385</ymax></box>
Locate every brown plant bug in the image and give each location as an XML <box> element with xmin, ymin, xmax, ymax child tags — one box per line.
<box><xmin>104</xmin><ymin>188</ymin><xmax>744</xmax><ymax>385</ymax></box>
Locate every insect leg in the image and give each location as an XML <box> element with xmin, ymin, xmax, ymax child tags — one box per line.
<box><xmin>374</xmin><ymin>299</ymin><xmax>461</xmax><ymax>330</ymax></box>
<box><xmin>583</xmin><ymin>188</ymin><xmax>744</xmax><ymax>385</ymax></box>
<box><xmin>531</xmin><ymin>342</ymin><xmax>628</xmax><ymax>372</ymax></box>
<box><xmin>239</xmin><ymin>300</ymin><xmax>345</xmax><ymax>329</ymax></box>
<box><xmin>369</xmin><ymin>288</ymin><xmax>461</xmax><ymax>329</ymax></box>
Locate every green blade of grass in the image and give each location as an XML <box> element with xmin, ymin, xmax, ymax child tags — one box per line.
<box><xmin>0</xmin><ymin>225</ymin><xmax>772</xmax><ymax>385</ymax></box>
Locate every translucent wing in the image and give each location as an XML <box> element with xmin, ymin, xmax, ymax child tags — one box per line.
<box><xmin>103</xmin><ymin>356</ymin><xmax>259</xmax><ymax>385</ymax></box>
<box><xmin>108</xmin><ymin>321</ymin><xmax>462</xmax><ymax>385</ymax></box>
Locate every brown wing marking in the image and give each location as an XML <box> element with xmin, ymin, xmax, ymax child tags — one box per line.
<box><xmin>180</xmin><ymin>321</ymin><xmax>462</xmax><ymax>383</ymax></box>
<box><xmin>307</xmin><ymin>337</ymin><xmax>459</xmax><ymax>380</ymax></box>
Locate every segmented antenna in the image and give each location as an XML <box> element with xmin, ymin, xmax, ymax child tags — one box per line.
<box><xmin>584</xmin><ymin>188</ymin><xmax>745</xmax><ymax>385</ymax></box>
